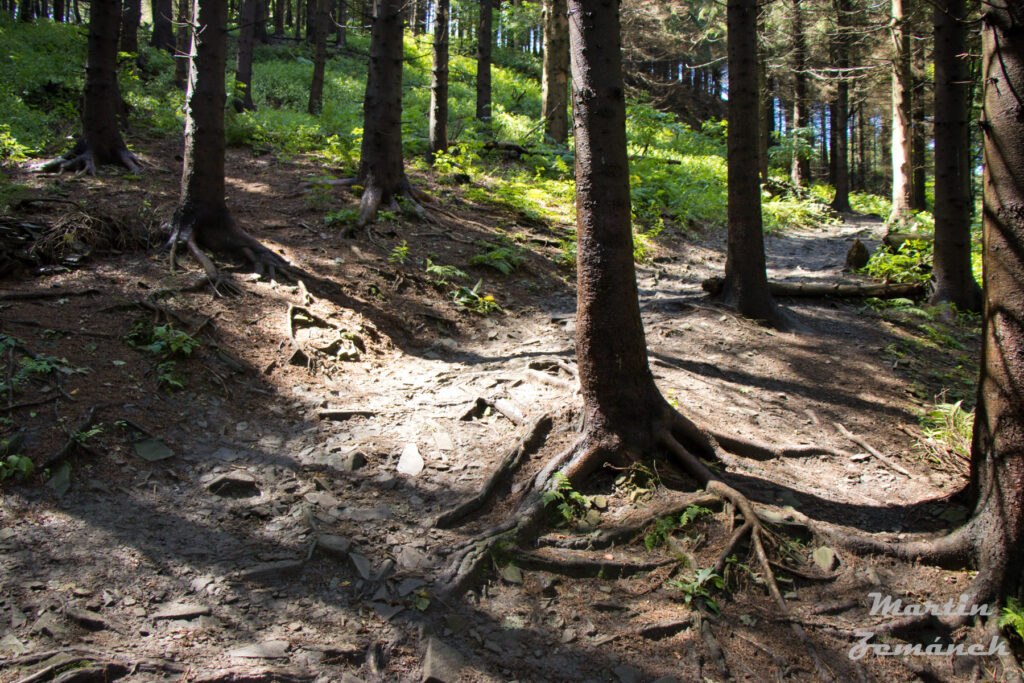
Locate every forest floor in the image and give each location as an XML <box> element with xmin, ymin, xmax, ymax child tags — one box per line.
<box><xmin>0</xmin><ymin>137</ymin><xmax>1002</xmax><ymax>682</ymax></box>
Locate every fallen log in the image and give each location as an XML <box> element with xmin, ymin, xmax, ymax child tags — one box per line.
<box><xmin>701</xmin><ymin>276</ymin><xmax>925</xmax><ymax>299</ymax></box>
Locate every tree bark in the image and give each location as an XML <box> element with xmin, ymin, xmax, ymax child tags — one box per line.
<box><xmin>889</xmin><ymin>0</ymin><xmax>914</xmax><ymax>226</ymax></box>
<box><xmin>428</xmin><ymin>0</ymin><xmax>450</xmax><ymax>162</ymax></box>
<box><xmin>541</xmin><ymin>0</ymin><xmax>568</xmax><ymax>144</ymax></box>
<box><xmin>18</xmin><ymin>0</ymin><xmax>33</xmax><ymax>21</ymax></box>
<box><xmin>334</xmin><ymin>0</ymin><xmax>346</xmax><ymax>46</ymax></box>
<box><xmin>931</xmin><ymin>0</ymin><xmax>982</xmax><ymax>311</ymax></box>
<box><xmin>150</xmin><ymin>0</ymin><xmax>175</xmax><ymax>51</ymax></box>
<box><xmin>38</xmin><ymin>0</ymin><xmax>140</xmax><ymax>174</ymax></box>
<box><xmin>476</xmin><ymin>0</ymin><xmax>493</xmax><ymax>122</ymax></box>
<box><xmin>120</xmin><ymin>0</ymin><xmax>141</xmax><ymax>53</ymax></box>
<box><xmin>355</xmin><ymin>0</ymin><xmax>415</xmax><ymax>226</ymax></box>
<box><xmin>173</xmin><ymin>0</ymin><xmax>281</xmax><ymax>272</ymax></box>
<box><xmin>967</xmin><ymin>0</ymin><xmax>1024</xmax><ymax>608</ymax></box>
<box><xmin>721</xmin><ymin>0</ymin><xmax>786</xmax><ymax>328</ymax></box>
<box><xmin>571</xmin><ymin>0</ymin><xmax>669</xmax><ymax>458</ymax></box>
<box><xmin>308</xmin><ymin>0</ymin><xmax>328</xmax><ymax>115</ymax></box>
<box><xmin>910</xmin><ymin>32</ymin><xmax>927</xmax><ymax>211</ymax></box>
<box><xmin>235</xmin><ymin>0</ymin><xmax>257</xmax><ymax>111</ymax></box>
<box><xmin>790</xmin><ymin>0</ymin><xmax>809</xmax><ymax>186</ymax></box>
<box><xmin>273</xmin><ymin>0</ymin><xmax>284</xmax><ymax>34</ymax></box>
<box><xmin>831</xmin><ymin>0</ymin><xmax>852</xmax><ymax>212</ymax></box>
<box><xmin>173</xmin><ymin>0</ymin><xmax>190</xmax><ymax>88</ymax></box>
<box><xmin>53</xmin><ymin>0</ymin><xmax>63</xmax><ymax>21</ymax></box>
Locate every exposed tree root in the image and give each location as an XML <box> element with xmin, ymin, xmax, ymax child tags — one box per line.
<box><xmin>707</xmin><ymin>429</ymin><xmax>853</xmax><ymax>460</ymax></box>
<box><xmin>505</xmin><ymin>547</ymin><xmax>675</xmax><ymax>579</ymax></box>
<box><xmin>537</xmin><ymin>491</ymin><xmax>721</xmax><ymax>550</ymax></box>
<box><xmin>168</xmin><ymin>218</ymin><xmax>290</xmax><ymax>295</ymax></box>
<box><xmin>35</xmin><ymin>141</ymin><xmax>141</xmax><ymax>176</ymax></box>
<box><xmin>434</xmin><ymin>399</ymin><xmax>1020</xmax><ymax>678</ymax></box>
<box><xmin>435</xmin><ymin>414</ymin><xmax>552</xmax><ymax>528</ymax></box>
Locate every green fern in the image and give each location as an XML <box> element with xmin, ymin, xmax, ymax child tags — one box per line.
<box><xmin>1000</xmin><ymin>597</ymin><xmax>1024</xmax><ymax>641</ymax></box>
<box><xmin>469</xmin><ymin>245</ymin><xmax>525</xmax><ymax>274</ymax></box>
<box><xmin>424</xmin><ymin>258</ymin><xmax>469</xmax><ymax>284</ymax></box>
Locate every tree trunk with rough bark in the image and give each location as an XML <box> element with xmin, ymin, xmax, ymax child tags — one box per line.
<box><xmin>969</xmin><ymin>0</ymin><xmax>1024</xmax><ymax>609</ymax></box>
<box><xmin>428</xmin><ymin>0</ymin><xmax>449</xmax><ymax>162</ymax></box>
<box><xmin>150</xmin><ymin>0</ymin><xmax>175</xmax><ymax>51</ymax></box>
<box><xmin>831</xmin><ymin>0</ymin><xmax>852</xmax><ymax>212</ymax></box>
<box><xmin>910</xmin><ymin>33</ymin><xmax>927</xmax><ymax>211</ymax></box>
<box><xmin>234</xmin><ymin>0</ymin><xmax>257</xmax><ymax>111</ymax></box>
<box><xmin>273</xmin><ymin>0</ymin><xmax>284</xmax><ymax>34</ymax></box>
<box><xmin>173</xmin><ymin>0</ymin><xmax>190</xmax><ymax>88</ymax></box>
<box><xmin>334</xmin><ymin>0</ymin><xmax>346</xmax><ymax>46</ymax></box>
<box><xmin>570</xmin><ymin>0</ymin><xmax>670</xmax><ymax>466</ymax></box>
<box><xmin>53</xmin><ymin>0</ymin><xmax>63</xmax><ymax>21</ymax></box>
<box><xmin>931</xmin><ymin>0</ymin><xmax>982</xmax><ymax>311</ymax></box>
<box><xmin>889</xmin><ymin>0</ymin><xmax>913</xmax><ymax>226</ymax></box>
<box><xmin>541</xmin><ymin>0</ymin><xmax>568</xmax><ymax>144</ymax></box>
<box><xmin>18</xmin><ymin>0</ymin><xmax>33</xmax><ymax>21</ymax></box>
<box><xmin>790</xmin><ymin>0</ymin><xmax>809</xmax><ymax>186</ymax></box>
<box><xmin>120</xmin><ymin>0</ymin><xmax>141</xmax><ymax>53</ymax></box>
<box><xmin>720</xmin><ymin>0</ymin><xmax>786</xmax><ymax>328</ymax></box>
<box><xmin>308</xmin><ymin>0</ymin><xmax>328</xmax><ymax>114</ymax></box>
<box><xmin>172</xmin><ymin>0</ymin><xmax>283</xmax><ymax>277</ymax></box>
<box><xmin>37</xmin><ymin>0</ymin><xmax>140</xmax><ymax>174</ymax></box>
<box><xmin>352</xmin><ymin>0</ymin><xmax>421</xmax><ymax>226</ymax></box>
<box><xmin>476</xmin><ymin>0</ymin><xmax>493</xmax><ymax>122</ymax></box>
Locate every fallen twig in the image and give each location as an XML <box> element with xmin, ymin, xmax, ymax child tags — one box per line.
<box><xmin>834</xmin><ymin>422</ymin><xmax>912</xmax><ymax>477</ymax></box>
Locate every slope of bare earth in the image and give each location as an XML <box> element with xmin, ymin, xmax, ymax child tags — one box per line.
<box><xmin>0</xmin><ymin>140</ymin><xmax>998</xmax><ymax>682</ymax></box>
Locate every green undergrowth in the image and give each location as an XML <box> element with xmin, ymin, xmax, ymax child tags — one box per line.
<box><xmin>6</xmin><ymin>18</ymin><xmax>878</xmax><ymax>264</ymax></box>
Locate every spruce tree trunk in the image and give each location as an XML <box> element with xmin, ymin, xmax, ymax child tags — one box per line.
<box><xmin>831</xmin><ymin>0</ymin><xmax>852</xmax><ymax>212</ymax></box>
<box><xmin>570</xmin><ymin>0</ymin><xmax>666</xmax><ymax>451</ymax></box>
<box><xmin>790</xmin><ymin>0</ymin><xmax>808</xmax><ymax>186</ymax></box>
<box><xmin>931</xmin><ymin>0</ymin><xmax>982</xmax><ymax>310</ymax></box>
<box><xmin>150</xmin><ymin>0</ymin><xmax>175</xmax><ymax>51</ymax></box>
<box><xmin>18</xmin><ymin>0</ymin><xmax>33</xmax><ymax>21</ymax></box>
<box><xmin>758</xmin><ymin>13</ymin><xmax>770</xmax><ymax>184</ymax></box>
<box><xmin>308</xmin><ymin>0</ymin><xmax>328</xmax><ymax>115</ymax></box>
<box><xmin>120</xmin><ymin>0</ymin><xmax>141</xmax><ymax>53</ymax></box>
<box><xmin>889</xmin><ymin>0</ymin><xmax>913</xmax><ymax>225</ymax></box>
<box><xmin>541</xmin><ymin>0</ymin><xmax>568</xmax><ymax>144</ymax></box>
<box><xmin>53</xmin><ymin>0</ymin><xmax>63</xmax><ymax>21</ymax></box>
<box><xmin>273</xmin><ymin>0</ymin><xmax>283</xmax><ymax>34</ymax></box>
<box><xmin>179</xmin><ymin>0</ymin><xmax>229</xmax><ymax>232</ymax></box>
<box><xmin>721</xmin><ymin>0</ymin><xmax>784</xmax><ymax>328</ymax></box>
<box><xmin>970</xmin><ymin>0</ymin><xmax>1024</xmax><ymax>604</ymax></box>
<box><xmin>355</xmin><ymin>0</ymin><xmax>409</xmax><ymax>225</ymax></box>
<box><xmin>173</xmin><ymin>0</ymin><xmax>190</xmax><ymax>88</ymax></box>
<box><xmin>476</xmin><ymin>0</ymin><xmax>493</xmax><ymax>122</ymax></box>
<box><xmin>235</xmin><ymin>0</ymin><xmax>257</xmax><ymax>111</ymax></box>
<box><xmin>335</xmin><ymin>0</ymin><xmax>346</xmax><ymax>46</ymax></box>
<box><xmin>428</xmin><ymin>0</ymin><xmax>450</xmax><ymax>162</ymax></box>
<box><xmin>38</xmin><ymin>0</ymin><xmax>140</xmax><ymax>173</ymax></box>
<box><xmin>910</xmin><ymin>35</ymin><xmax>927</xmax><ymax>211</ymax></box>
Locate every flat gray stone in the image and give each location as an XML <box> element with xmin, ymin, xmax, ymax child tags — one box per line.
<box><xmin>209</xmin><ymin>447</ymin><xmax>241</xmax><ymax>462</ymax></box>
<box><xmin>349</xmin><ymin>553</ymin><xmax>373</xmax><ymax>580</ymax></box>
<box><xmin>151</xmin><ymin>603</ymin><xmax>212</xmax><ymax>620</ymax></box>
<box><xmin>317</xmin><ymin>534</ymin><xmax>352</xmax><ymax>559</ymax></box>
<box><xmin>228</xmin><ymin>639</ymin><xmax>290</xmax><ymax>659</ymax></box>
<box><xmin>396</xmin><ymin>547</ymin><xmax>432</xmax><ymax>572</ymax></box>
<box><xmin>422</xmin><ymin>636</ymin><xmax>465</xmax><ymax>683</ymax></box>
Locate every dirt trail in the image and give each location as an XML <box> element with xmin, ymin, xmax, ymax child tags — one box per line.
<box><xmin>0</xmin><ymin>148</ymin><xmax>984</xmax><ymax>682</ymax></box>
